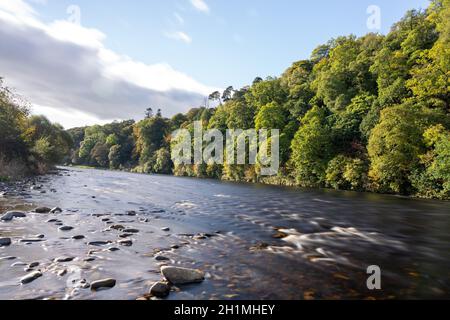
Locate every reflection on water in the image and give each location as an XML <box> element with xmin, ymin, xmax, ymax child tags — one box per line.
<box><xmin>0</xmin><ymin>167</ymin><xmax>449</xmax><ymax>300</ymax></box>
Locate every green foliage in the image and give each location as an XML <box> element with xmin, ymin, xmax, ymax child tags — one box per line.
<box><xmin>290</xmin><ymin>106</ymin><xmax>333</xmax><ymax>187</ymax></box>
<box><xmin>368</xmin><ymin>102</ymin><xmax>447</xmax><ymax>194</ymax></box>
<box><xmin>326</xmin><ymin>155</ymin><xmax>368</xmax><ymax>190</ymax></box>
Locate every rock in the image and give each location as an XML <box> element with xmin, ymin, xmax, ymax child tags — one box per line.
<box><xmin>20</xmin><ymin>271</ymin><xmax>42</xmax><ymax>284</ymax></box>
<box><xmin>59</xmin><ymin>226</ymin><xmax>74</xmax><ymax>231</ymax></box>
<box><xmin>90</xmin><ymin>278</ymin><xmax>116</xmax><ymax>291</ymax></box>
<box><xmin>88</xmin><ymin>241</ymin><xmax>111</xmax><ymax>246</ymax></box>
<box><xmin>161</xmin><ymin>266</ymin><xmax>205</xmax><ymax>285</ymax></box>
<box><xmin>34</xmin><ymin>207</ymin><xmax>51</xmax><ymax>214</ymax></box>
<box><xmin>0</xmin><ymin>256</ymin><xmax>16</xmax><ymax>261</ymax></box>
<box><xmin>155</xmin><ymin>255</ymin><xmax>170</xmax><ymax>261</ymax></box>
<box><xmin>47</xmin><ymin>219</ymin><xmax>59</xmax><ymax>223</ymax></box>
<box><xmin>84</xmin><ymin>257</ymin><xmax>96</xmax><ymax>262</ymax></box>
<box><xmin>123</xmin><ymin>228</ymin><xmax>139</xmax><ymax>233</ymax></box>
<box><xmin>118</xmin><ymin>239</ymin><xmax>133</xmax><ymax>247</ymax></box>
<box><xmin>1</xmin><ymin>211</ymin><xmax>27</xmax><ymax>221</ymax></box>
<box><xmin>110</xmin><ymin>225</ymin><xmax>125</xmax><ymax>230</ymax></box>
<box><xmin>35</xmin><ymin>234</ymin><xmax>45</xmax><ymax>239</ymax></box>
<box><xmin>19</xmin><ymin>238</ymin><xmax>44</xmax><ymax>243</ymax></box>
<box><xmin>28</xmin><ymin>262</ymin><xmax>40</xmax><ymax>268</ymax></box>
<box><xmin>0</xmin><ymin>238</ymin><xmax>12</xmax><ymax>246</ymax></box>
<box><xmin>54</xmin><ymin>257</ymin><xmax>75</xmax><ymax>263</ymax></box>
<box><xmin>50</xmin><ymin>207</ymin><xmax>62</xmax><ymax>214</ymax></box>
<box><xmin>126</xmin><ymin>211</ymin><xmax>136</xmax><ymax>216</ymax></box>
<box><xmin>119</xmin><ymin>233</ymin><xmax>133</xmax><ymax>238</ymax></box>
<box><xmin>171</xmin><ymin>245</ymin><xmax>180</xmax><ymax>249</ymax></box>
<box><xmin>107</xmin><ymin>247</ymin><xmax>120</xmax><ymax>252</ymax></box>
<box><xmin>58</xmin><ymin>269</ymin><xmax>67</xmax><ymax>277</ymax></box>
<box><xmin>149</xmin><ymin>281</ymin><xmax>170</xmax><ymax>298</ymax></box>
<box><xmin>161</xmin><ymin>227</ymin><xmax>170</xmax><ymax>232</ymax></box>
<box><xmin>72</xmin><ymin>235</ymin><xmax>85</xmax><ymax>240</ymax></box>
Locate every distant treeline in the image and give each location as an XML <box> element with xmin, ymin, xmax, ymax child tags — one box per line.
<box><xmin>68</xmin><ymin>1</ymin><xmax>449</xmax><ymax>199</ymax></box>
<box><xmin>0</xmin><ymin>80</ymin><xmax>73</xmax><ymax>180</ymax></box>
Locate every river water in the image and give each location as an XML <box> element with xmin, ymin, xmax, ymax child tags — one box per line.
<box><xmin>0</xmin><ymin>167</ymin><xmax>449</xmax><ymax>300</ymax></box>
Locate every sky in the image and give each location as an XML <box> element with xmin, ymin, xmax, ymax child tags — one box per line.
<box><xmin>0</xmin><ymin>0</ymin><xmax>430</xmax><ymax>128</ymax></box>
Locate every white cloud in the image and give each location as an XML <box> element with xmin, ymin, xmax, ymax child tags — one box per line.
<box><xmin>164</xmin><ymin>31</ymin><xmax>192</xmax><ymax>44</ymax></box>
<box><xmin>190</xmin><ymin>0</ymin><xmax>209</xmax><ymax>13</ymax></box>
<box><xmin>0</xmin><ymin>0</ymin><xmax>217</xmax><ymax>128</ymax></box>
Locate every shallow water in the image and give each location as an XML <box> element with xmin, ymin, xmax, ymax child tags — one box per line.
<box><xmin>0</xmin><ymin>167</ymin><xmax>449</xmax><ymax>300</ymax></box>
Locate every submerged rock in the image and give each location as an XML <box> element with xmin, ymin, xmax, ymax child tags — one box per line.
<box><xmin>54</xmin><ymin>257</ymin><xmax>75</xmax><ymax>263</ymax></box>
<box><xmin>20</xmin><ymin>271</ymin><xmax>42</xmax><ymax>284</ymax></box>
<box><xmin>149</xmin><ymin>281</ymin><xmax>170</xmax><ymax>298</ymax></box>
<box><xmin>0</xmin><ymin>238</ymin><xmax>12</xmax><ymax>246</ymax></box>
<box><xmin>72</xmin><ymin>235</ymin><xmax>85</xmax><ymax>240</ymax></box>
<box><xmin>155</xmin><ymin>255</ymin><xmax>170</xmax><ymax>261</ymax></box>
<box><xmin>34</xmin><ymin>207</ymin><xmax>51</xmax><ymax>214</ymax></box>
<box><xmin>161</xmin><ymin>227</ymin><xmax>170</xmax><ymax>232</ymax></box>
<box><xmin>59</xmin><ymin>226</ymin><xmax>74</xmax><ymax>231</ymax></box>
<box><xmin>118</xmin><ymin>239</ymin><xmax>133</xmax><ymax>246</ymax></box>
<box><xmin>1</xmin><ymin>211</ymin><xmax>27</xmax><ymax>221</ymax></box>
<box><xmin>161</xmin><ymin>266</ymin><xmax>205</xmax><ymax>285</ymax></box>
<box><xmin>90</xmin><ymin>278</ymin><xmax>116</xmax><ymax>291</ymax></box>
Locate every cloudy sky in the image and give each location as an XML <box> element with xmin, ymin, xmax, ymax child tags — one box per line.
<box><xmin>0</xmin><ymin>0</ymin><xmax>429</xmax><ymax>128</ymax></box>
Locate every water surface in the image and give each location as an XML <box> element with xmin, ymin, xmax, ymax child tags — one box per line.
<box><xmin>0</xmin><ymin>167</ymin><xmax>449</xmax><ymax>300</ymax></box>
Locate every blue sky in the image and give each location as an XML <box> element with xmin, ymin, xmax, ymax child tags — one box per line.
<box><xmin>35</xmin><ymin>0</ymin><xmax>430</xmax><ymax>88</ymax></box>
<box><xmin>0</xmin><ymin>0</ymin><xmax>431</xmax><ymax>128</ymax></box>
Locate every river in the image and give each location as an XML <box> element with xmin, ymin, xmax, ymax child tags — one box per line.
<box><xmin>0</xmin><ymin>167</ymin><xmax>449</xmax><ymax>300</ymax></box>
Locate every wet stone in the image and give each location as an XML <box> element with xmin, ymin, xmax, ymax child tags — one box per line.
<box><xmin>34</xmin><ymin>207</ymin><xmax>51</xmax><ymax>214</ymax></box>
<box><xmin>161</xmin><ymin>266</ymin><xmax>205</xmax><ymax>285</ymax></box>
<box><xmin>149</xmin><ymin>281</ymin><xmax>170</xmax><ymax>298</ymax></box>
<box><xmin>50</xmin><ymin>207</ymin><xmax>62</xmax><ymax>214</ymax></box>
<box><xmin>54</xmin><ymin>257</ymin><xmax>75</xmax><ymax>263</ymax></box>
<box><xmin>91</xmin><ymin>278</ymin><xmax>116</xmax><ymax>291</ymax></box>
<box><xmin>72</xmin><ymin>235</ymin><xmax>85</xmax><ymax>240</ymax></box>
<box><xmin>20</xmin><ymin>271</ymin><xmax>42</xmax><ymax>284</ymax></box>
<box><xmin>59</xmin><ymin>226</ymin><xmax>74</xmax><ymax>231</ymax></box>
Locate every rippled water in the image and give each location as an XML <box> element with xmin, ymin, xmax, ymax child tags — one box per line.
<box><xmin>0</xmin><ymin>167</ymin><xmax>449</xmax><ymax>300</ymax></box>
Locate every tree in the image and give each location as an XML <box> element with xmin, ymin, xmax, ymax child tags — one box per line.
<box><xmin>222</xmin><ymin>86</ymin><xmax>234</xmax><ymax>102</ymax></box>
<box><xmin>145</xmin><ymin>107</ymin><xmax>154</xmax><ymax>118</ymax></box>
<box><xmin>290</xmin><ymin>106</ymin><xmax>333</xmax><ymax>187</ymax></box>
<box><xmin>208</xmin><ymin>91</ymin><xmax>221</xmax><ymax>105</ymax></box>
<box><xmin>368</xmin><ymin>102</ymin><xmax>447</xmax><ymax>194</ymax></box>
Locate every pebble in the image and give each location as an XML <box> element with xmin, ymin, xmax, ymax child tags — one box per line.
<box><xmin>59</xmin><ymin>226</ymin><xmax>74</xmax><ymax>231</ymax></box>
<box><xmin>161</xmin><ymin>266</ymin><xmax>205</xmax><ymax>285</ymax></box>
<box><xmin>58</xmin><ymin>269</ymin><xmax>67</xmax><ymax>277</ymax></box>
<box><xmin>28</xmin><ymin>262</ymin><xmax>40</xmax><ymax>268</ymax></box>
<box><xmin>72</xmin><ymin>235</ymin><xmax>85</xmax><ymax>240</ymax></box>
<box><xmin>20</xmin><ymin>271</ymin><xmax>43</xmax><ymax>284</ymax></box>
<box><xmin>149</xmin><ymin>281</ymin><xmax>171</xmax><ymax>298</ymax></box>
<box><xmin>0</xmin><ymin>238</ymin><xmax>12</xmax><ymax>246</ymax></box>
<box><xmin>161</xmin><ymin>227</ymin><xmax>170</xmax><ymax>232</ymax></box>
<box><xmin>90</xmin><ymin>278</ymin><xmax>116</xmax><ymax>291</ymax></box>
<box><xmin>34</xmin><ymin>207</ymin><xmax>51</xmax><ymax>214</ymax></box>
<box><xmin>1</xmin><ymin>211</ymin><xmax>27</xmax><ymax>221</ymax></box>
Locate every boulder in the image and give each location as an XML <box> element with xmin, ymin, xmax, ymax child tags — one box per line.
<box><xmin>161</xmin><ymin>266</ymin><xmax>205</xmax><ymax>285</ymax></box>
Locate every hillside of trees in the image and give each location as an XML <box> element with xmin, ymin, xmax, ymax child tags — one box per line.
<box><xmin>0</xmin><ymin>79</ymin><xmax>73</xmax><ymax>180</ymax></box>
<box><xmin>68</xmin><ymin>0</ymin><xmax>449</xmax><ymax>199</ymax></box>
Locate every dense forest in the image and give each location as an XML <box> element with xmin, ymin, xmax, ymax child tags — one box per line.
<box><xmin>1</xmin><ymin>1</ymin><xmax>449</xmax><ymax>200</ymax></box>
<box><xmin>0</xmin><ymin>80</ymin><xmax>73</xmax><ymax>180</ymax></box>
